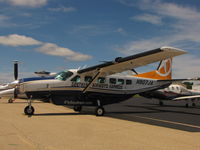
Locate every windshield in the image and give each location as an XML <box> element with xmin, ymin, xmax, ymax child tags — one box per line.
<box><xmin>55</xmin><ymin>71</ymin><xmax>73</xmax><ymax>81</ymax></box>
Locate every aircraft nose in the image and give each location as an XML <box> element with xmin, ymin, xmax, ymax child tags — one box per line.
<box><xmin>0</xmin><ymin>88</ymin><xmax>15</xmax><ymax>99</ymax></box>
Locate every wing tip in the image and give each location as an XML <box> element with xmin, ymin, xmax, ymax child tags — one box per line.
<box><xmin>160</xmin><ymin>46</ymin><xmax>187</xmax><ymax>55</ymax></box>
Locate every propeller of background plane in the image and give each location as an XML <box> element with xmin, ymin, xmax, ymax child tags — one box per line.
<box><xmin>13</xmin><ymin>61</ymin><xmax>19</xmax><ymax>99</ymax></box>
<box><xmin>14</xmin><ymin>61</ymin><xmax>18</xmax><ymax>81</ymax></box>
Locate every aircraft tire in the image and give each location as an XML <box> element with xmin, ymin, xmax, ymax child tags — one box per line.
<box><xmin>159</xmin><ymin>101</ymin><xmax>164</xmax><ymax>106</ymax></box>
<box><xmin>8</xmin><ymin>99</ymin><xmax>13</xmax><ymax>103</ymax></box>
<box><xmin>73</xmin><ymin>106</ymin><xmax>82</xmax><ymax>112</ymax></box>
<box><xmin>95</xmin><ymin>107</ymin><xmax>105</xmax><ymax>116</ymax></box>
<box><xmin>185</xmin><ymin>103</ymin><xmax>189</xmax><ymax>108</ymax></box>
<box><xmin>24</xmin><ymin>106</ymin><xmax>35</xmax><ymax>115</ymax></box>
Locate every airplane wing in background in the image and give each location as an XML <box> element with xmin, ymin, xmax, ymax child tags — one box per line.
<box><xmin>172</xmin><ymin>95</ymin><xmax>200</xmax><ymax>101</ymax></box>
<box><xmin>77</xmin><ymin>46</ymin><xmax>187</xmax><ymax>77</ymax></box>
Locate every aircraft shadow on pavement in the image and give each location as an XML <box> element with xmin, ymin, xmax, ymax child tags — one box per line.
<box><xmin>28</xmin><ymin>98</ymin><xmax>200</xmax><ymax>132</ymax></box>
<box><xmin>104</xmin><ymin>98</ymin><xmax>200</xmax><ymax>132</ymax></box>
<box><xmin>33</xmin><ymin>112</ymin><xmax>91</xmax><ymax>116</ymax></box>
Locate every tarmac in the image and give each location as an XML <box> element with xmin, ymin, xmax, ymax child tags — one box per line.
<box><xmin>0</xmin><ymin>97</ymin><xmax>199</xmax><ymax>150</ymax></box>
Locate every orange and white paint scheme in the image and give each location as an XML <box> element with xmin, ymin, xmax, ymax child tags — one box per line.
<box><xmin>134</xmin><ymin>58</ymin><xmax>172</xmax><ymax>80</ymax></box>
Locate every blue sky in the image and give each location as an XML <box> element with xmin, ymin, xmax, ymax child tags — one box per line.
<box><xmin>0</xmin><ymin>0</ymin><xmax>200</xmax><ymax>82</ymax></box>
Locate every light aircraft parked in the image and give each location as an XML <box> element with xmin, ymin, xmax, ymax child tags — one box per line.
<box><xmin>0</xmin><ymin>47</ymin><xmax>186</xmax><ymax>116</ymax></box>
<box><xmin>34</xmin><ymin>71</ymin><xmax>57</xmax><ymax>77</ymax></box>
<box><xmin>140</xmin><ymin>83</ymin><xmax>200</xmax><ymax>107</ymax></box>
<box><xmin>0</xmin><ymin>62</ymin><xmax>56</xmax><ymax>102</ymax></box>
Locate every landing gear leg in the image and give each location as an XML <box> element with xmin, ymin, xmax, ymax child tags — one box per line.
<box><xmin>24</xmin><ymin>96</ymin><xmax>35</xmax><ymax>116</ymax></box>
<box><xmin>159</xmin><ymin>100</ymin><xmax>164</xmax><ymax>106</ymax></box>
<box><xmin>95</xmin><ymin>100</ymin><xmax>105</xmax><ymax>116</ymax></box>
<box><xmin>191</xmin><ymin>99</ymin><xmax>196</xmax><ymax>107</ymax></box>
<box><xmin>185</xmin><ymin>103</ymin><xmax>189</xmax><ymax>108</ymax></box>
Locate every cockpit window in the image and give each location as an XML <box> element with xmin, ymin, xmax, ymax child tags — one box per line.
<box><xmin>55</xmin><ymin>71</ymin><xmax>73</xmax><ymax>81</ymax></box>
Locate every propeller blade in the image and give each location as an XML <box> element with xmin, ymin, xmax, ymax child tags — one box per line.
<box><xmin>14</xmin><ymin>61</ymin><xmax>18</xmax><ymax>80</ymax></box>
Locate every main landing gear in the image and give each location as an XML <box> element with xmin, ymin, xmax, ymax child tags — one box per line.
<box><xmin>24</xmin><ymin>97</ymin><xmax>35</xmax><ymax>116</ymax></box>
<box><xmin>185</xmin><ymin>102</ymin><xmax>196</xmax><ymax>108</ymax></box>
<box><xmin>159</xmin><ymin>101</ymin><xmax>164</xmax><ymax>106</ymax></box>
<box><xmin>73</xmin><ymin>105</ymin><xmax>82</xmax><ymax>112</ymax></box>
<box><xmin>185</xmin><ymin>99</ymin><xmax>197</xmax><ymax>108</ymax></box>
<box><xmin>95</xmin><ymin>107</ymin><xmax>105</xmax><ymax>116</ymax></box>
<box><xmin>72</xmin><ymin>100</ymin><xmax>105</xmax><ymax>116</ymax></box>
<box><xmin>95</xmin><ymin>100</ymin><xmax>105</xmax><ymax>116</ymax></box>
<box><xmin>8</xmin><ymin>98</ymin><xmax>14</xmax><ymax>103</ymax></box>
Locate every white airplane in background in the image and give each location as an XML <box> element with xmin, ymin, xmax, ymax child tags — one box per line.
<box><xmin>139</xmin><ymin>83</ymin><xmax>200</xmax><ymax>107</ymax></box>
<box><xmin>0</xmin><ymin>62</ymin><xmax>56</xmax><ymax>103</ymax></box>
<box><xmin>0</xmin><ymin>47</ymin><xmax>187</xmax><ymax>116</ymax></box>
<box><xmin>34</xmin><ymin>71</ymin><xmax>57</xmax><ymax>77</ymax></box>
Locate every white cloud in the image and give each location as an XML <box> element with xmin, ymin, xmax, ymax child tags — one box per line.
<box><xmin>3</xmin><ymin>0</ymin><xmax>48</xmax><ymax>7</ymax></box>
<box><xmin>36</xmin><ymin>43</ymin><xmax>92</xmax><ymax>61</ymax></box>
<box><xmin>131</xmin><ymin>14</ymin><xmax>162</xmax><ymax>25</ymax></box>
<box><xmin>119</xmin><ymin>0</ymin><xmax>200</xmax><ymax>54</ymax></box>
<box><xmin>0</xmin><ymin>34</ymin><xmax>42</xmax><ymax>46</ymax></box>
<box><xmin>0</xmin><ymin>34</ymin><xmax>92</xmax><ymax>61</ymax></box>
<box><xmin>48</xmin><ymin>6</ymin><xmax>76</xmax><ymax>12</ymax></box>
<box><xmin>118</xmin><ymin>0</ymin><xmax>200</xmax><ymax>78</ymax></box>
<box><xmin>151</xmin><ymin>1</ymin><xmax>200</xmax><ymax>21</ymax></box>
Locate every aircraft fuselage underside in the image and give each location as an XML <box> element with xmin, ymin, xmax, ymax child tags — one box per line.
<box><xmin>26</xmin><ymin>90</ymin><xmax>134</xmax><ymax>106</ymax></box>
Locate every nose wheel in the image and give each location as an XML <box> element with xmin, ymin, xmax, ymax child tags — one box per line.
<box><xmin>24</xmin><ymin>106</ymin><xmax>35</xmax><ymax>115</ymax></box>
<box><xmin>24</xmin><ymin>96</ymin><xmax>35</xmax><ymax>116</ymax></box>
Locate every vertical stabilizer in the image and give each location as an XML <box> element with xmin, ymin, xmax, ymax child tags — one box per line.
<box><xmin>134</xmin><ymin>58</ymin><xmax>172</xmax><ymax>80</ymax></box>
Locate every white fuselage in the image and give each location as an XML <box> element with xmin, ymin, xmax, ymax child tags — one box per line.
<box><xmin>159</xmin><ymin>84</ymin><xmax>200</xmax><ymax>97</ymax></box>
<box><xmin>18</xmin><ymin>69</ymin><xmax>169</xmax><ymax>96</ymax></box>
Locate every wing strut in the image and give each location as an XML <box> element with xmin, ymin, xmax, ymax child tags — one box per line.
<box><xmin>82</xmin><ymin>70</ymin><xmax>101</xmax><ymax>93</ymax></box>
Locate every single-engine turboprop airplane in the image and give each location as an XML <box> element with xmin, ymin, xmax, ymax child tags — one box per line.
<box><xmin>6</xmin><ymin>47</ymin><xmax>186</xmax><ymax>116</ymax></box>
<box><xmin>139</xmin><ymin>83</ymin><xmax>200</xmax><ymax>107</ymax></box>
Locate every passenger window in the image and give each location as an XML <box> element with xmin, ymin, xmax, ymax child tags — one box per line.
<box><xmin>171</xmin><ymin>87</ymin><xmax>174</xmax><ymax>90</ymax></box>
<box><xmin>97</xmin><ymin>77</ymin><xmax>106</xmax><ymax>83</ymax></box>
<box><xmin>109</xmin><ymin>78</ymin><xmax>116</xmax><ymax>84</ymax></box>
<box><xmin>117</xmin><ymin>79</ymin><xmax>124</xmax><ymax>85</ymax></box>
<box><xmin>85</xmin><ymin>76</ymin><xmax>92</xmax><ymax>82</ymax></box>
<box><xmin>71</xmin><ymin>75</ymin><xmax>81</xmax><ymax>82</ymax></box>
<box><xmin>126</xmin><ymin>80</ymin><xmax>132</xmax><ymax>85</ymax></box>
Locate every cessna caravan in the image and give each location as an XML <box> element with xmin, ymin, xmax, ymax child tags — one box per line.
<box><xmin>0</xmin><ymin>47</ymin><xmax>187</xmax><ymax>116</ymax></box>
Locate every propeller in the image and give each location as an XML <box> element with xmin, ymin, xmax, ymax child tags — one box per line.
<box><xmin>13</xmin><ymin>61</ymin><xmax>19</xmax><ymax>99</ymax></box>
<box><xmin>13</xmin><ymin>60</ymin><xmax>18</xmax><ymax>81</ymax></box>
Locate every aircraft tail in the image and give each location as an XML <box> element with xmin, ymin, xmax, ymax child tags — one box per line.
<box><xmin>134</xmin><ymin>58</ymin><xmax>172</xmax><ymax>80</ymax></box>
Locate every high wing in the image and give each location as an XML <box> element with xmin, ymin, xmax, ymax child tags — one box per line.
<box><xmin>172</xmin><ymin>95</ymin><xmax>200</xmax><ymax>101</ymax></box>
<box><xmin>78</xmin><ymin>46</ymin><xmax>186</xmax><ymax>76</ymax></box>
